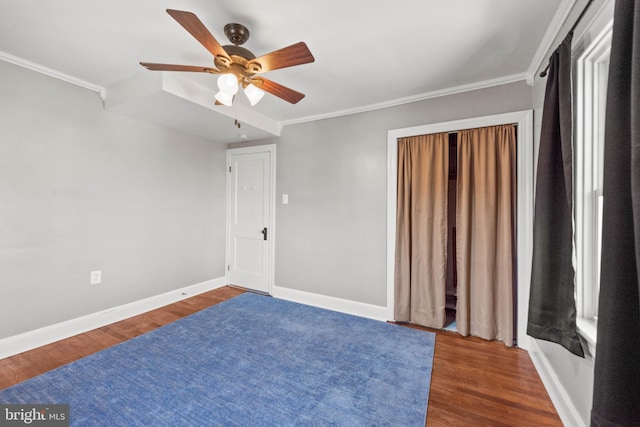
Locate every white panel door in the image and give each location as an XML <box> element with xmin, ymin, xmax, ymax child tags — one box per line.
<box><xmin>227</xmin><ymin>147</ymin><xmax>274</xmax><ymax>294</ymax></box>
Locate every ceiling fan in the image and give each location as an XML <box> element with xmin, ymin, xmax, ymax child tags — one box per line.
<box><xmin>140</xmin><ymin>9</ymin><xmax>315</xmax><ymax>106</ymax></box>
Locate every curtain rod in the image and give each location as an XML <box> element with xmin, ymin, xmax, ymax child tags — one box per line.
<box><xmin>447</xmin><ymin>124</ymin><xmax>518</xmax><ymax>135</ymax></box>
<box><xmin>539</xmin><ymin>0</ymin><xmax>595</xmax><ymax>77</ymax></box>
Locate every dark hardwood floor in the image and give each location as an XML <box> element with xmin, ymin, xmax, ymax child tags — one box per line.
<box><xmin>0</xmin><ymin>286</ymin><xmax>561</xmax><ymax>426</ymax></box>
<box><xmin>403</xmin><ymin>323</ymin><xmax>561</xmax><ymax>426</ymax></box>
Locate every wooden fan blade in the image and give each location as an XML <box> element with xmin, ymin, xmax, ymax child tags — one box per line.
<box><xmin>166</xmin><ymin>9</ymin><xmax>229</xmax><ymax>60</ymax></box>
<box><xmin>249</xmin><ymin>42</ymin><xmax>314</xmax><ymax>73</ymax></box>
<box><xmin>140</xmin><ymin>62</ymin><xmax>219</xmax><ymax>73</ymax></box>
<box><xmin>258</xmin><ymin>78</ymin><xmax>305</xmax><ymax>104</ymax></box>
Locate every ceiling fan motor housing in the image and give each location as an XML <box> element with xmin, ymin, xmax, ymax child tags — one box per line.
<box><xmin>214</xmin><ymin>50</ymin><xmax>262</xmax><ymax>88</ymax></box>
<box><xmin>216</xmin><ymin>23</ymin><xmax>262</xmax><ymax>85</ymax></box>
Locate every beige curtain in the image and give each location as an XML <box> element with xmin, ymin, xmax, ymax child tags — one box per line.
<box><xmin>395</xmin><ymin>133</ymin><xmax>449</xmax><ymax>328</ymax></box>
<box><xmin>456</xmin><ymin>124</ymin><xmax>516</xmax><ymax>346</ymax></box>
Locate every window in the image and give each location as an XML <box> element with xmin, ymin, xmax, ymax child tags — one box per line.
<box><xmin>574</xmin><ymin>1</ymin><xmax>613</xmax><ymax>353</ymax></box>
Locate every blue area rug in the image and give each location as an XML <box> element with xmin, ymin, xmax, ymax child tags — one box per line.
<box><xmin>0</xmin><ymin>293</ymin><xmax>435</xmax><ymax>426</ymax></box>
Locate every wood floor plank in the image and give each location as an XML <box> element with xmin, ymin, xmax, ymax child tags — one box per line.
<box><xmin>414</xmin><ymin>327</ymin><xmax>561</xmax><ymax>426</ymax></box>
<box><xmin>0</xmin><ymin>286</ymin><xmax>560</xmax><ymax>425</ymax></box>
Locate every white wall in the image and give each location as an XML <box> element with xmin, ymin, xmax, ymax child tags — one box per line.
<box><xmin>233</xmin><ymin>81</ymin><xmax>533</xmax><ymax>307</ymax></box>
<box><xmin>0</xmin><ymin>61</ymin><xmax>227</xmax><ymax>340</ymax></box>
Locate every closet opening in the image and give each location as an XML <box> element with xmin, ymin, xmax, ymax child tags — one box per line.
<box><xmin>387</xmin><ymin>111</ymin><xmax>534</xmax><ymax>350</ymax></box>
<box><xmin>394</xmin><ymin>124</ymin><xmax>518</xmax><ymax>346</ymax></box>
<box><xmin>445</xmin><ymin>132</ymin><xmax>457</xmax><ymax>330</ymax></box>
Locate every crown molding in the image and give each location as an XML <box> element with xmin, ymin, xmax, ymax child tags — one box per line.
<box><xmin>282</xmin><ymin>72</ymin><xmax>529</xmax><ymax>126</ymax></box>
<box><xmin>526</xmin><ymin>0</ymin><xmax>578</xmax><ymax>85</ymax></box>
<box><xmin>0</xmin><ymin>50</ymin><xmax>106</xmax><ymax>99</ymax></box>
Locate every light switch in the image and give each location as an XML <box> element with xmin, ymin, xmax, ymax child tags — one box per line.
<box><xmin>282</xmin><ymin>194</ymin><xmax>289</xmax><ymax>204</ymax></box>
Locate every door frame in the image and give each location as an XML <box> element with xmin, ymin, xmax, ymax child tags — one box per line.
<box><xmin>386</xmin><ymin>110</ymin><xmax>534</xmax><ymax>350</ymax></box>
<box><xmin>226</xmin><ymin>144</ymin><xmax>276</xmax><ymax>295</ymax></box>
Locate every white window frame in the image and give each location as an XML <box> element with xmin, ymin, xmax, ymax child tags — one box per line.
<box><xmin>574</xmin><ymin>0</ymin><xmax>614</xmax><ymax>355</ymax></box>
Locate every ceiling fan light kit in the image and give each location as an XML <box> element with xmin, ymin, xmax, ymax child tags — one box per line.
<box><xmin>140</xmin><ymin>9</ymin><xmax>314</xmax><ymax>108</ymax></box>
<box><xmin>244</xmin><ymin>83</ymin><xmax>265</xmax><ymax>106</ymax></box>
<box><xmin>215</xmin><ymin>73</ymin><xmax>239</xmax><ymax>106</ymax></box>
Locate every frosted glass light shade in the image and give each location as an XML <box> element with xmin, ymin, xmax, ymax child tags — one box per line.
<box><xmin>217</xmin><ymin>74</ymin><xmax>239</xmax><ymax>95</ymax></box>
<box><xmin>215</xmin><ymin>91</ymin><xmax>234</xmax><ymax>106</ymax></box>
<box><xmin>244</xmin><ymin>84</ymin><xmax>265</xmax><ymax>106</ymax></box>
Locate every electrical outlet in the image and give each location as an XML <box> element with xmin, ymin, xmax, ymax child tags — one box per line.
<box><xmin>90</xmin><ymin>270</ymin><xmax>102</xmax><ymax>285</ymax></box>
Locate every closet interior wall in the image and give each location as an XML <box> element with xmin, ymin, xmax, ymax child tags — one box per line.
<box><xmin>446</xmin><ymin>132</ymin><xmax>458</xmax><ymax>326</ymax></box>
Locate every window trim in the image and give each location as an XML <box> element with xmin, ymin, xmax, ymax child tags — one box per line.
<box><xmin>573</xmin><ymin>1</ymin><xmax>614</xmax><ymax>355</ymax></box>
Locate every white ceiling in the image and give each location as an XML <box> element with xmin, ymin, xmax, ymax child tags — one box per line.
<box><xmin>0</xmin><ymin>0</ymin><xmax>563</xmax><ymax>143</ymax></box>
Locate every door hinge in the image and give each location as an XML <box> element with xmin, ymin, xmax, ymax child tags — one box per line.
<box><xmin>227</xmin><ymin>265</ymin><xmax>230</xmax><ymax>271</ymax></box>
<box><xmin>229</xmin><ymin>166</ymin><xmax>231</xmax><ymax>173</ymax></box>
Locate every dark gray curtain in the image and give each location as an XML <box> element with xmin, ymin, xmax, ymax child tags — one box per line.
<box><xmin>527</xmin><ymin>32</ymin><xmax>584</xmax><ymax>357</ymax></box>
<box><xmin>591</xmin><ymin>1</ymin><xmax>640</xmax><ymax>425</ymax></box>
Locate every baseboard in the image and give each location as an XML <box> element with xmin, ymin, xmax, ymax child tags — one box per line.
<box><xmin>528</xmin><ymin>338</ymin><xmax>587</xmax><ymax>427</ymax></box>
<box><xmin>0</xmin><ymin>277</ymin><xmax>227</xmax><ymax>360</ymax></box>
<box><xmin>272</xmin><ymin>285</ymin><xmax>388</xmax><ymax>322</ymax></box>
